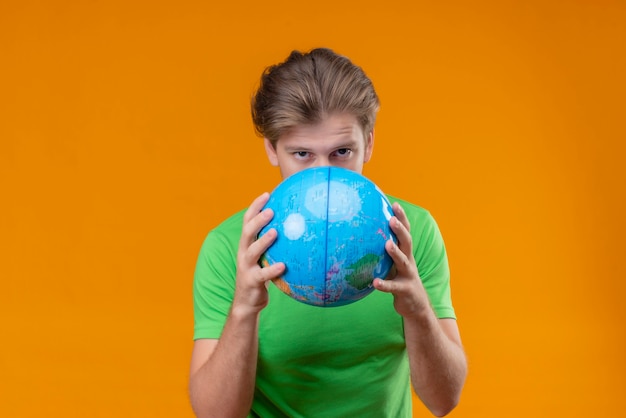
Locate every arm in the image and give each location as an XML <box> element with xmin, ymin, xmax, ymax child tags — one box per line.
<box><xmin>373</xmin><ymin>203</ymin><xmax>467</xmax><ymax>417</ymax></box>
<box><xmin>189</xmin><ymin>193</ymin><xmax>285</xmax><ymax>418</ymax></box>
<box><xmin>404</xmin><ymin>315</ymin><xmax>466</xmax><ymax>416</ymax></box>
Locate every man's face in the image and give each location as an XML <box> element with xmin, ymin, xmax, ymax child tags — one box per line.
<box><xmin>264</xmin><ymin>113</ymin><xmax>374</xmax><ymax>179</ymax></box>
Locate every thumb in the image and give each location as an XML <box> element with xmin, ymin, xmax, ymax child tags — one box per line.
<box><xmin>373</xmin><ymin>278</ymin><xmax>394</xmax><ymax>294</ymax></box>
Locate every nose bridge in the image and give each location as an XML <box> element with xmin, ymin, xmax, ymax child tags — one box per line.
<box><xmin>312</xmin><ymin>155</ymin><xmax>331</xmax><ymax>167</ymax></box>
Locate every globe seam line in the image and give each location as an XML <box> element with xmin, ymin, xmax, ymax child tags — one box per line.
<box><xmin>323</xmin><ymin>166</ymin><xmax>331</xmax><ymax>306</ymax></box>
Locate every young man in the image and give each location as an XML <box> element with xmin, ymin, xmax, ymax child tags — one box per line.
<box><xmin>189</xmin><ymin>48</ymin><xmax>467</xmax><ymax>417</ymax></box>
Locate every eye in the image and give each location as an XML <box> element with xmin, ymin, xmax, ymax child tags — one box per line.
<box><xmin>293</xmin><ymin>151</ymin><xmax>310</xmax><ymax>160</ymax></box>
<box><xmin>333</xmin><ymin>148</ymin><xmax>352</xmax><ymax>158</ymax></box>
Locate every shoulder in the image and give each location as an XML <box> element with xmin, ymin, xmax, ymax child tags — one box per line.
<box><xmin>204</xmin><ymin>209</ymin><xmax>246</xmax><ymax>243</ymax></box>
<box><xmin>386</xmin><ymin>195</ymin><xmax>431</xmax><ymax>216</ymax></box>
<box><xmin>197</xmin><ymin>209</ymin><xmax>246</xmax><ymax>261</ymax></box>
<box><xmin>385</xmin><ymin>194</ymin><xmax>446</xmax><ymax>256</ymax></box>
<box><xmin>385</xmin><ymin>195</ymin><xmax>438</xmax><ymax>230</ymax></box>
<box><xmin>194</xmin><ymin>209</ymin><xmax>246</xmax><ymax>293</ymax></box>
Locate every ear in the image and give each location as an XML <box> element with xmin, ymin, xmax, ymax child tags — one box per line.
<box><xmin>264</xmin><ymin>138</ymin><xmax>279</xmax><ymax>166</ymax></box>
<box><xmin>363</xmin><ymin>130</ymin><xmax>375</xmax><ymax>163</ymax></box>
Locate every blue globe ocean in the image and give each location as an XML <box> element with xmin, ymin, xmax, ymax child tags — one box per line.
<box><xmin>259</xmin><ymin>166</ymin><xmax>396</xmax><ymax>307</ymax></box>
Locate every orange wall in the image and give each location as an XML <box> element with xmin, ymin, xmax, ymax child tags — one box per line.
<box><xmin>1</xmin><ymin>1</ymin><xmax>624</xmax><ymax>416</ymax></box>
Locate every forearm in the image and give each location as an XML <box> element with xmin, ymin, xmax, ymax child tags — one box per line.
<box><xmin>404</xmin><ymin>310</ymin><xmax>467</xmax><ymax>417</ymax></box>
<box><xmin>189</xmin><ymin>306</ymin><xmax>260</xmax><ymax>418</ymax></box>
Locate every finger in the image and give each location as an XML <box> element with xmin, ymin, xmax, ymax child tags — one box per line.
<box><xmin>392</xmin><ymin>202</ymin><xmax>411</xmax><ymax>232</ymax></box>
<box><xmin>243</xmin><ymin>192</ymin><xmax>271</xmax><ymax>224</ymax></box>
<box><xmin>385</xmin><ymin>238</ymin><xmax>412</xmax><ymax>274</ymax></box>
<box><xmin>240</xmin><ymin>207</ymin><xmax>274</xmax><ymax>250</ymax></box>
<box><xmin>249</xmin><ymin>260</ymin><xmax>286</xmax><ymax>286</ymax></box>
<box><xmin>373</xmin><ymin>277</ymin><xmax>395</xmax><ymax>294</ymax></box>
<box><xmin>245</xmin><ymin>227</ymin><xmax>278</xmax><ymax>265</ymax></box>
<box><xmin>259</xmin><ymin>261</ymin><xmax>286</xmax><ymax>282</ymax></box>
<box><xmin>389</xmin><ymin>216</ymin><xmax>413</xmax><ymax>256</ymax></box>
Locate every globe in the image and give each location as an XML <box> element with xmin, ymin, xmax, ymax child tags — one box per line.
<box><xmin>259</xmin><ymin>166</ymin><xmax>397</xmax><ymax>307</ymax></box>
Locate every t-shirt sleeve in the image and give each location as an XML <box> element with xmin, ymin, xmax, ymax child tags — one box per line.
<box><xmin>411</xmin><ymin>210</ymin><xmax>456</xmax><ymax>320</ymax></box>
<box><xmin>193</xmin><ymin>227</ymin><xmax>238</xmax><ymax>340</ymax></box>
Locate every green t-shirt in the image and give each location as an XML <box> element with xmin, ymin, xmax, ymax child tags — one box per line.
<box><xmin>193</xmin><ymin>195</ymin><xmax>455</xmax><ymax>417</ymax></box>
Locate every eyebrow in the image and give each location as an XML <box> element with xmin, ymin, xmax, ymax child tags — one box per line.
<box><xmin>334</xmin><ymin>140</ymin><xmax>360</xmax><ymax>149</ymax></box>
<box><xmin>283</xmin><ymin>141</ymin><xmax>360</xmax><ymax>152</ymax></box>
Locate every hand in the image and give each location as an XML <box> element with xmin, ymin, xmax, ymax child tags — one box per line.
<box><xmin>373</xmin><ymin>202</ymin><xmax>431</xmax><ymax>318</ymax></box>
<box><xmin>233</xmin><ymin>192</ymin><xmax>285</xmax><ymax>315</ymax></box>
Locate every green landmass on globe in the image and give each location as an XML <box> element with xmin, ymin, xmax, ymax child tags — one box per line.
<box><xmin>344</xmin><ymin>254</ymin><xmax>383</xmax><ymax>290</ymax></box>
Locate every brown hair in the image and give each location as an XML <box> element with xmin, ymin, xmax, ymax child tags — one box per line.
<box><xmin>251</xmin><ymin>48</ymin><xmax>380</xmax><ymax>145</ymax></box>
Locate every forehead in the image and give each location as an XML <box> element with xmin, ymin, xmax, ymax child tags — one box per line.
<box><xmin>278</xmin><ymin>113</ymin><xmax>365</xmax><ymax>148</ymax></box>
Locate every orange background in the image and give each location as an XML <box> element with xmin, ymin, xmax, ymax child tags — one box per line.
<box><xmin>1</xmin><ymin>1</ymin><xmax>625</xmax><ymax>417</ymax></box>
